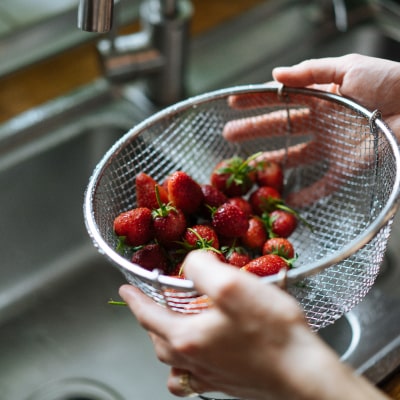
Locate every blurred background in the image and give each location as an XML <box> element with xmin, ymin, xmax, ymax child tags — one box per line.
<box><xmin>1</xmin><ymin>0</ymin><xmax>400</xmax><ymax>123</ymax></box>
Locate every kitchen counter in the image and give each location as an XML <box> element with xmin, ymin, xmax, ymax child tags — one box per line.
<box><xmin>0</xmin><ymin>0</ymin><xmax>399</xmax><ymax>397</ymax></box>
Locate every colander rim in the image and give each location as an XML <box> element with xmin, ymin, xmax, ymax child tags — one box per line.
<box><xmin>83</xmin><ymin>83</ymin><xmax>400</xmax><ymax>288</ymax></box>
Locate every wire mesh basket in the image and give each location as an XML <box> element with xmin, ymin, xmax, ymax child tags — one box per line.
<box><xmin>84</xmin><ymin>84</ymin><xmax>400</xmax><ymax>331</ymax></box>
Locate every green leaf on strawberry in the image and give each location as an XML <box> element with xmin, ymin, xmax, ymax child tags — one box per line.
<box><xmin>211</xmin><ymin>152</ymin><xmax>262</xmax><ymax>197</ymax></box>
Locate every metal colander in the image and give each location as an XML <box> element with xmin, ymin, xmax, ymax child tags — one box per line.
<box><xmin>84</xmin><ymin>84</ymin><xmax>400</xmax><ymax>330</ymax></box>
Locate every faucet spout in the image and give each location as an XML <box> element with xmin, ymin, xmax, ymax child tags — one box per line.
<box><xmin>77</xmin><ymin>0</ymin><xmax>193</xmax><ymax>106</ymax></box>
<box><xmin>78</xmin><ymin>0</ymin><xmax>114</xmax><ymax>33</ymax></box>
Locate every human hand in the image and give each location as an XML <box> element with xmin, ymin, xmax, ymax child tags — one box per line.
<box><xmin>119</xmin><ymin>250</ymin><xmax>386</xmax><ymax>400</ymax></box>
<box><xmin>272</xmin><ymin>53</ymin><xmax>400</xmax><ymax>135</ymax></box>
<box><xmin>223</xmin><ymin>54</ymin><xmax>400</xmax><ymax>207</ymax></box>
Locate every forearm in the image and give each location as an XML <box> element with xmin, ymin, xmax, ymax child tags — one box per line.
<box><xmin>281</xmin><ymin>339</ymin><xmax>390</xmax><ymax>400</ymax></box>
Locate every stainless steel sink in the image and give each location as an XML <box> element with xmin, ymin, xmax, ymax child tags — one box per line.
<box><xmin>0</xmin><ymin>259</ymin><xmax>177</xmax><ymax>400</ymax></box>
<box><xmin>320</xmin><ymin>214</ymin><xmax>400</xmax><ymax>383</ymax></box>
<box><xmin>0</xmin><ymin>82</ymin><xmax>178</xmax><ymax>400</ymax></box>
<box><xmin>0</xmin><ymin>1</ymin><xmax>399</xmax><ymax>398</ymax></box>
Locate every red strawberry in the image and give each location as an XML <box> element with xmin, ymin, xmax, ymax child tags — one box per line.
<box><xmin>152</xmin><ymin>203</ymin><xmax>187</xmax><ymax>247</ymax></box>
<box><xmin>200</xmin><ymin>184</ymin><xmax>228</xmax><ymax>217</ymax></box>
<box><xmin>168</xmin><ymin>262</ymin><xmax>185</xmax><ymax>278</ymax></box>
<box><xmin>210</xmin><ymin>155</ymin><xmax>256</xmax><ymax>197</ymax></box>
<box><xmin>201</xmin><ymin>184</ymin><xmax>228</xmax><ymax>207</ymax></box>
<box><xmin>268</xmin><ymin>210</ymin><xmax>298</xmax><ymax>238</ymax></box>
<box><xmin>207</xmin><ymin>249</ymin><xmax>227</xmax><ymax>263</ymax></box>
<box><xmin>225</xmin><ymin>248</ymin><xmax>252</xmax><ymax>268</ymax></box>
<box><xmin>131</xmin><ymin>243</ymin><xmax>169</xmax><ymax>272</ymax></box>
<box><xmin>113</xmin><ymin>207</ymin><xmax>154</xmax><ymax>246</ymax></box>
<box><xmin>136</xmin><ymin>172</ymin><xmax>169</xmax><ymax>209</ymax></box>
<box><xmin>168</xmin><ymin>171</ymin><xmax>204</xmax><ymax>214</ymax></box>
<box><xmin>227</xmin><ymin>197</ymin><xmax>253</xmax><ymax>219</ymax></box>
<box><xmin>254</xmin><ymin>160</ymin><xmax>284</xmax><ymax>193</ymax></box>
<box><xmin>212</xmin><ymin>203</ymin><xmax>249</xmax><ymax>238</ymax></box>
<box><xmin>241</xmin><ymin>254</ymin><xmax>289</xmax><ymax>277</ymax></box>
<box><xmin>183</xmin><ymin>224</ymin><xmax>220</xmax><ymax>250</ymax></box>
<box><xmin>249</xmin><ymin>186</ymin><xmax>281</xmax><ymax>215</ymax></box>
<box><xmin>263</xmin><ymin>237</ymin><xmax>295</xmax><ymax>259</ymax></box>
<box><xmin>241</xmin><ymin>216</ymin><xmax>267</xmax><ymax>251</ymax></box>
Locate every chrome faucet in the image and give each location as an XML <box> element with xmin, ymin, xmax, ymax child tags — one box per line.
<box><xmin>78</xmin><ymin>0</ymin><xmax>193</xmax><ymax>105</ymax></box>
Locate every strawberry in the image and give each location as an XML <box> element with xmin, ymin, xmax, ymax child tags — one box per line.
<box><xmin>210</xmin><ymin>155</ymin><xmax>257</xmax><ymax>197</ymax></box>
<box><xmin>201</xmin><ymin>184</ymin><xmax>228</xmax><ymax>208</ymax></box>
<box><xmin>268</xmin><ymin>210</ymin><xmax>298</xmax><ymax>238</ymax></box>
<box><xmin>113</xmin><ymin>207</ymin><xmax>154</xmax><ymax>247</ymax></box>
<box><xmin>181</xmin><ymin>248</ymin><xmax>226</xmax><ymax>265</ymax></box>
<box><xmin>200</xmin><ymin>184</ymin><xmax>228</xmax><ymax>217</ymax></box>
<box><xmin>206</xmin><ymin>249</ymin><xmax>227</xmax><ymax>263</ymax></box>
<box><xmin>167</xmin><ymin>171</ymin><xmax>204</xmax><ymax>214</ymax></box>
<box><xmin>221</xmin><ymin>238</ymin><xmax>251</xmax><ymax>268</ymax></box>
<box><xmin>131</xmin><ymin>243</ymin><xmax>169</xmax><ymax>272</ymax></box>
<box><xmin>249</xmin><ymin>186</ymin><xmax>281</xmax><ymax>215</ymax></box>
<box><xmin>224</xmin><ymin>245</ymin><xmax>252</xmax><ymax>268</ymax></box>
<box><xmin>227</xmin><ymin>197</ymin><xmax>253</xmax><ymax>219</ymax></box>
<box><xmin>135</xmin><ymin>172</ymin><xmax>169</xmax><ymax>209</ymax></box>
<box><xmin>241</xmin><ymin>254</ymin><xmax>289</xmax><ymax>277</ymax></box>
<box><xmin>240</xmin><ymin>216</ymin><xmax>268</xmax><ymax>251</ymax></box>
<box><xmin>254</xmin><ymin>160</ymin><xmax>284</xmax><ymax>193</ymax></box>
<box><xmin>262</xmin><ymin>237</ymin><xmax>295</xmax><ymax>259</ymax></box>
<box><xmin>212</xmin><ymin>203</ymin><xmax>249</xmax><ymax>238</ymax></box>
<box><xmin>152</xmin><ymin>203</ymin><xmax>187</xmax><ymax>248</ymax></box>
<box><xmin>168</xmin><ymin>262</ymin><xmax>185</xmax><ymax>278</ymax></box>
<box><xmin>183</xmin><ymin>224</ymin><xmax>220</xmax><ymax>250</ymax></box>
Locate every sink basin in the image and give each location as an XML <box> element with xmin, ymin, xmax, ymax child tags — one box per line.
<box><xmin>0</xmin><ymin>82</ymin><xmax>178</xmax><ymax>399</ymax></box>
<box><xmin>0</xmin><ymin>80</ymin><xmax>145</xmax><ymax>324</ymax></box>
<box><xmin>0</xmin><ymin>2</ymin><xmax>399</xmax><ymax>398</ymax></box>
<box><xmin>0</xmin><ymin>259</ymin><xmax>177</xmax><ymax>400</ymax></box>
<box><xmin>0</xmin><ymin>259</ymin><xmax>179</xmax><ymax>400</ymax></box>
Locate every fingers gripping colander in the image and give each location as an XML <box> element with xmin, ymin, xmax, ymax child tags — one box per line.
<box><xmin>84</xmin><ymin>84</ymin><xmax>400</xmax><ymax>330</ymax></box>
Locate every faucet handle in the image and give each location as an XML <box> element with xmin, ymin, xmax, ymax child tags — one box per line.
<box><xmin>78</xmin><ymin>0</ymin><xmax>114</xmax><ymax>33</ymax></box>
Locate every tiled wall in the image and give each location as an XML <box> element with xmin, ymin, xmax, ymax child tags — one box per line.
<box><xmin>0</xmin><ymin>0</ymin><xmax>78</xmax><ymax>36</ymax></box>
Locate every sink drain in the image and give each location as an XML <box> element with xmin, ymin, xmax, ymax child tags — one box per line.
<box><xmin>25</xmin><ymin>378</ymin><xmax>124</xmax><ymax>400</ymax></box>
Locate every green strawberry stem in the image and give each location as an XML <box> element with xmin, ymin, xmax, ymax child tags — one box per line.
<box><xmin>261</xmin><ymin>196</ymin><xmax>313</xmax><ymax>232</ymax></box>
<box><xmin>181</xmin><ymin>228</ymin><xmax>221</xmax><ymax>254</ymax></box>
<box><xmin>115</xmin><ymin>236</ymin><xmax>143</xmax><ymax>255</ymax></box>
<box><xmin>221</xmin><ymin>238</ymin><xmax>249</xmax><ymax>258</ymax></box>
<box><xmin>218</xmin><ymin>152</ymin><xmax>262</xmax><ymax>188</ymax></box>
<box><xmin>108</xmin><ymin>299</ymin><xmax>127</xmax><ymax>306</ymax></box>
<box><xmin>275</xmin><ymin>202</ymin><xmax>313</xmax><ymax>232</ymax></box>
<box><xmin>220</xmin><ymin>238</ymin><xmax>238</xmax><ymax>258</ymax></box>
<box><xmin>116</xmin><ymin>236</ymin><xmax>128</xmax><ymax>253</ymax></box>
<box><xmin>152</xmin><ymin>185</ymin><xmax>176</xmax><ymax>218</ymax></box>
<box><xmin>284</xmin><ymin>254</ymin><xmax>297</xmax><ymax>269</ymax></box>
<box><xmin>261</xmin><ymin>212</ymin><xmax>276</xmax><ymax>238</ymax></box>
